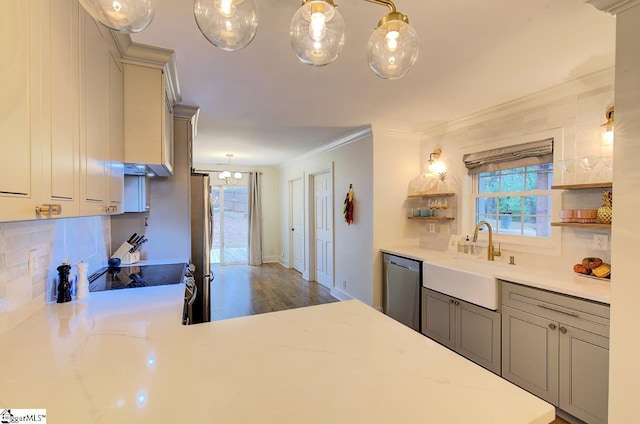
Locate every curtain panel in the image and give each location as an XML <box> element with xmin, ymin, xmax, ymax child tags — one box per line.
<box><xmin>247</xmin><ymin>171</ymin><xmax>263</xmax><ymax>266</ymax></box>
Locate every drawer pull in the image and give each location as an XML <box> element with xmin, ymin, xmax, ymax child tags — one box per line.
<box><xmin>549</xmin><ymin>323</ymin><xmax>557</xmax><ymax>330</ymax></box>
<box><xmin>537</xmin><ymin>303</ymin><xmax>579</xmax><ymax>318</ymax></box>
<box><xmin>559</xmin><ymin>326</ymin><xmax>567</xmax><ymax>334</ymax></box>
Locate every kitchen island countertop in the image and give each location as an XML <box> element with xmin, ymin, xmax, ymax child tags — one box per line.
<box><xmin>0</xmin><ymin>285</ymin><xmax>554</xmax><ymax>423</ymax></box>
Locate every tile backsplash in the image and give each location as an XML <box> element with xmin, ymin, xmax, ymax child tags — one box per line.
<box><xmin>0</xmin><ymin>216</ymin><xmax>110</xmax><ymax>335</ymax></box>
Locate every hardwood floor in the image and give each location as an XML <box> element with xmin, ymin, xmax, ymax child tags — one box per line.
<box><xmin>210</xmin><ymin>262</ymin><xmax>338</xmax><ymax>321</ymax></box>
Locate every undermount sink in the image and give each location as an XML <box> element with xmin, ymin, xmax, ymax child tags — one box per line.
<box><xmin>423</xmin><ymin>257</ymin><xmax>508</xmax><ymax>310</ymax></box>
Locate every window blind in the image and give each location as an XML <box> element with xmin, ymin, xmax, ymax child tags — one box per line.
<box><xmin>463</xmin><ymin>138</ymin><xmax>553</xmax><ymax>174</ymax></box>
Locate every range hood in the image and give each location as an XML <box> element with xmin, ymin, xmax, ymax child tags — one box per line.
<box><xmin>124</xmin><ymin>163</ymin><xmax>148</xmax><ymax>176</ymax></box>
<box><xmin>124</xmin><ymin>163</ymin><xmax>170</xmax><ymax>177</ymax></box>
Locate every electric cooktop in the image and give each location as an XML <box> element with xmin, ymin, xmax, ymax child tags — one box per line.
<box><xmin>89</xmin><ymin>263</ymin><xmax>187</xmax><ymax>292</ymax></box>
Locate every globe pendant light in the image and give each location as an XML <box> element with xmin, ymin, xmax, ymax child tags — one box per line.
<box><xmin>367</xmin><ymin>10</ymin><xmax>418</xmax><ymax>79</ymax></box>
<box><xmin>194</xmin><ymin>0</ymin><xmax>258</xmax><ymax>52</ymax></box>
<box><xmin>290</xmin><ymin>0</ymin><xmax>345</xmax><ymax>66</ymax></box>
<box><xmin>79</xmin><ymin>0</ymin><xmax>154</xmax><ymax>33</ymax></box>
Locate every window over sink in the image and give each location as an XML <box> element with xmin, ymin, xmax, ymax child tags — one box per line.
<box><xmin>474</xmin><ymin>163</ymin><xmax>553</xmax><ymax>237</ymax></box>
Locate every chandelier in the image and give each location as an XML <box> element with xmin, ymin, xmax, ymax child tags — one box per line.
<box><xmin>79</xmin><ymin>0</ymin><xmax>418</xmax><ymax>80</ymax></box>
<box><xmin>218</xmin><ymin>154</ymin><xmax>243</xmax><ymax>185</ymax></box>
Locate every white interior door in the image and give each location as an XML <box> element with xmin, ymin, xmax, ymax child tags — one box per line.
<box><xmin>314</xmin><ymin>171</ymin><xmax>333</xmax><ymax>288</ymax></box>
<box><xmin>291</xmin><ymin>178</ymin><xmax>304</xmax><ymax>273</ymax></box>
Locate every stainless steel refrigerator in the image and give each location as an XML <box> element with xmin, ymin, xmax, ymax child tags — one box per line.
<box><xmin>189</xmin><ymin>172</ymin><xmax>213</xmax><ymax>323</ymax></box>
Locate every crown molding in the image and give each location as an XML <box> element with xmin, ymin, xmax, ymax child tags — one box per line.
<box><xmin>281</xmin><ymin>126</ymin><xmax>372</xmax><ymax>168</ymax></box>
<box><xmin>109</xmin><ymin>31</ymin><xmax>182</xmax><ymax>105</ymax></box>
<box><xmin>420</xmin><ymin>67</ymin><xmax>614</xmax><ymax>138</ymax></box>
<box><xmin>173</xmin><ymin>105</ymin><xmax>201</xmax><ymax>136</ymax></box>
<box><xmin>585</xmin><ymin>0</ymin><xmax>640</xmax><ymax>14</ymax></box>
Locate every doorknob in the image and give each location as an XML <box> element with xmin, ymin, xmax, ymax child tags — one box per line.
<box><xmin>291</xmin><ymin>228</ymin><xmax>294</xmax><ymax>231</ymax></box>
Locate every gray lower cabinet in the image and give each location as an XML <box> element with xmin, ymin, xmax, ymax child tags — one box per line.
<box><xmin>422</xmin><ymin>288</ymin><xmax>501</xmax><ymax>374</ymax></box>
<box><xmin>501</xmin><ymin>281</ymin><xmax>609</xmax><ymax>424</ymax></box>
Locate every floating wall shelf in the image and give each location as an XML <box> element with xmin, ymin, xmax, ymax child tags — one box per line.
<box><xmin>407</xmin><ymin>192</ymin><xmax>455</xmax><ymax>198</ymax></box>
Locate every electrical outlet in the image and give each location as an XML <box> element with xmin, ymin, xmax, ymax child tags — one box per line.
<box><xmin>593</xmin><ymin>234</ymin><xmax>609</xmax><ymax>251</ymax></box>
<box><xmin>28</xmin><ymin>249</ymin><xmax>37</xmax><ymax>277</ymax></box>
<box><xmin>342</xmin><ymin>280</ymin><xmax>347</xmax><ymax>289</ymax></box>
<box><xmin>429</xmin><ymin>224</ymin><xmax>436</xmax><ymax>233</ymax></box>
<box><xmin>440</xmin><ymin>224</ymin><xmax>450</xmax><ymax>235</ymax></box>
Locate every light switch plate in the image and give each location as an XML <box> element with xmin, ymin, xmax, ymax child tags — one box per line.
<box><xmin>447</xmin><ymin>235</ymin><xmax>461</xmax><ymax>253</ymax></box>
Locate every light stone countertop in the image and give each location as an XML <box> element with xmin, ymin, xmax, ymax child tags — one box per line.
<box><xmin>381</xmin><ymin>246</ymin><xmax>611</xmax><ymax>304</ymax></box>
<box><xmin>0</xmin><ymin>285</ymin><xmax>554</xmax><ymax>423</ymax></box>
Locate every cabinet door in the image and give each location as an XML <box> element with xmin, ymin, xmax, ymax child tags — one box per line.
<box><xmin>108</xmin><ymin>52</ymin><xmax>124</xmax><ymax>213</ymax></box>
<box><xmin>559</xmin><ymin>324</ymin><xmax>609</xmax><ymax>424</ymax></box>
<box><xmin>502</xmin><ymin>305</ymin><xmax>559</xmax><ymax>404</ymax></box>
<box><xmin>422</xmin><ymin>288</ymin><xmax>455</xmax><ymax>350</ymax></box>
<box><xmin>455</xmin><ymin>300</ymin><xmax>501</xmax><ymax>374</ymax></box>
<box><xmin>162</xmin><ymin>79</ymin><xmax>174</xmax><ymax>175</ymax></box>
<box><xmin>81</xmin><ymin>13</ymin><xmax>109</xmax><ymax>215</ymax></box>
<box><xmin>42</xmin><ymin>0</ymin><xmax>80</xmax><ymax>217</ymax></box>
<box><xmin>0</xmin><ymin>0</ymin><xmax>43</xmax><ymax>221</ymax></box>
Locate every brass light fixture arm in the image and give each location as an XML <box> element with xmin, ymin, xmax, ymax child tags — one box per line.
<box><xmin>365</xmin><ymin>0</ymin><xmax>409</xmax><ymax>26</ymax></box>
<box><xmin>365</xmin><ymin>0</ymin><xmax>397</xmax><ymax>13</ymax></box>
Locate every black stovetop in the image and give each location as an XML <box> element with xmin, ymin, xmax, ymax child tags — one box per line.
<box><xmin>89</xmin><ymin>263</ymin><xmax>187</xmax><ymax>292</ymax></box>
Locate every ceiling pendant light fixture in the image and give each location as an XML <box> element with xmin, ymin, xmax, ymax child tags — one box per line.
<box><xmin>194</xmin><ymin>0</ymin><xmax>258</xmax><ymax>52</ymax></box>
<box><xmin>218</xmin><ymin>154</ymin><xmax>243</xmax><ymax>184</ymax></box>
<box><xmin>366</xmin><ymin>0</ymin><xmax>418</xmax><ymax>79</ymax></box>
<box><xmin>79</xmin><ymin>0</ymin><xmax>154</xmax><ymax>33</ymax></box>
<box><xmin>289</xmin><ymin>0</ymin><xmax>345</xmax><ymax>66</ymax></box>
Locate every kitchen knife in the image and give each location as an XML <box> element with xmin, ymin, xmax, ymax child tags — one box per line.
<box><xmin>127</xmin><ymin>233</ymin><xmax>138</xmax><ymax>244</ymax></box>
<box><xmin>130</xmin><ymin>238</ymin><xmax>148</xmax><ymax>253</ymax></box>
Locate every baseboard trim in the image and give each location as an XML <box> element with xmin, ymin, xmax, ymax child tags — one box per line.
<box><xmin>330</xmin><ymin>287</ymin><xmax>353</xmax><ymax>301</ymax></box>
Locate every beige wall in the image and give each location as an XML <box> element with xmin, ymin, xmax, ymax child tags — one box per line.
<box><xmin>278</xmin><ymin>130</ymin><xmax>375</xmax><ymax>304</ymax></box>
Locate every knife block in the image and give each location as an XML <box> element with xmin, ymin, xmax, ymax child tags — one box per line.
<box><xmin>111</xmin><ymin>242</ymin><xmax>140</xmax><ymax>265</ymax></box>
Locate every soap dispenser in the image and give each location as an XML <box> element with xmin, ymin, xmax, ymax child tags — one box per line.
<box><xmin>464</xmin><ymin>235</ymin><xmax>470</xmax><ymax>254</ymax></box>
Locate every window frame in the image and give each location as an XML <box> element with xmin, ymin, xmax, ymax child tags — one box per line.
<box><xmin>473</xmin><ymin>164</ymin><xmax>553</xmax><ymax>238</ymax></box>
<box><xmin>461</xmin><ymin>129</ymin><xmax>562</xmax><ymax>256</ymax></box>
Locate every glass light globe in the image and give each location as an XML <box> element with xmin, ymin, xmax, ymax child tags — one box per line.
<box><xmin>233</xmin><ymin>172</ymin><xmax>243</xmax><ymax>179</ymax></box>
<box><xmin>219</xmin><ymin>170</ymin><xmax>231</xmax><ymax>179</ymax></box>
<box><xmin>367</xmin><ymin>19</ymin><xmax>418</xmax><ymax>79</ymax></box>
<box><xmin>289</xmin><ymin>1</ymin><xmax>345</xmax><ymax>66</ymax></box>
<box><xmin>79</xmin><ymin>0</ymin><xmax>154</xmax><ymax>33</ymax></box>
<box><xmin>194</xmin><ymin>0</ymin><xmax>258</xmax><ymax>52</ymax></box>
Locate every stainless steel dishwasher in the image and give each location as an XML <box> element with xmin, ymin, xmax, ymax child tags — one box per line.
<box><xmin>383</xmin><ymin>253</ymin><xmax>421</xmax><ymax>331</ymax></box>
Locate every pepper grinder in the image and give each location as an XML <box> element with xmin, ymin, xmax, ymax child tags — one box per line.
<box><xmin>75</xmin><ymin>262</ymin><xmax>89</xmax><ymax>300</ymax></box>
<box><xmin>56</xmin><ymin>263</ymin><xmax>72</xmax><ymax>303</ymax></box>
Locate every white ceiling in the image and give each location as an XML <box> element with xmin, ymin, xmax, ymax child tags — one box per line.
<box><xmin>131</xmin><ymin>0</ymin><xmax>616</xmax><ymax>168</ymax></box>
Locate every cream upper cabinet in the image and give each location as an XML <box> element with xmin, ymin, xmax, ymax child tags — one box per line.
<box><xmin>0</xmin><ymin>1</ymin><xmax>42</xmax><ymax>221</ymax></box>
<box><xmin>80</xmin><ymin>10</ymin><xmax>125</xmax><ymax>217</ymax></box>
<box><xmin>108</xmin><ymin>53</ymin><xmax>125</xmax><ymax>213</ymax></box>
<box><xmin>80</xmin><ymin>12</ymin><xmax>110</xmax><ymax>215</ymax></box>
<box><xmin>123</xmin><ymin>61</ymin><xmax>176</xmax><ymax>177</ymax></box>
<box><xmin>42</xmin><ymin>0</ymin><xmax>81</xmax><ymax>217</ymax></box>
<box><xmin>0</xmin><ymin>0</ymin><xmax>81</xmax><ymax>222</ymax></box>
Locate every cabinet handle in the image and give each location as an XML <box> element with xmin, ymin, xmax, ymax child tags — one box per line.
<box><xmin>106</xmin><ymin>205</ymin><xmax>118</xmax><ymax>213</ymax></box>
<box><xmin>536</xmin><ymin>303</ymin><xmax>579</xmax><ymax>318</ymax></box>
<box><xmin>559</xmin><ymin>326</ymin><xmax>567</xmax><ymax>334</ymax></box>
<box><xmin>548</xmin><ymin>323</ymin><xmax>557</xmax><ymax>330</ymax></box>
<box><xmin>35</xmin><ymin>204</ymin><xmax>62</xmax><ymax>216</ymax></box>
<box><xmin>449</xmin><ymin>299</ymin><xmax>454</xmax><ymax>304</ymax></box>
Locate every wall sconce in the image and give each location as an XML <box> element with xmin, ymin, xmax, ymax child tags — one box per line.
<box><xmin>428</xmin><ymin>148</ymin><xmax>446</xmax><ymax>174</ymax></box>
<box><xmin>602</xmin><ymin>106</ymin><xmax>614</xmax><ymax>144</ymax></box>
